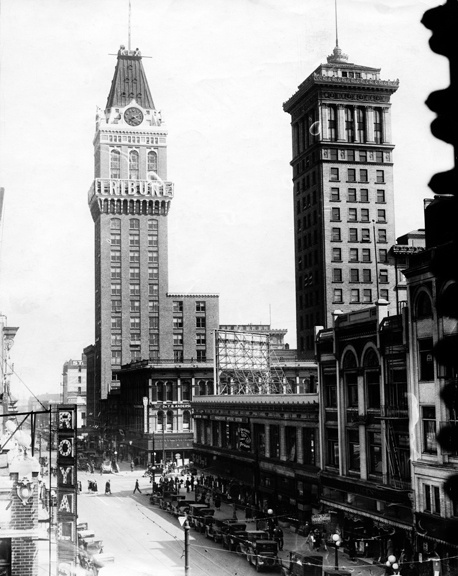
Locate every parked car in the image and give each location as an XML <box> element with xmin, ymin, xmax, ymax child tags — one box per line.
<box><xmin>221</xmin><ymin>523</ymin><xmax>247</xmax><ymax>552</ymax></box>
<box><xmin>195</xmin><ymin>509</ymin><xmax>215</xmax><ymax>533</ymax></box>
<box><xmin>281</xmin><ymin>553</ymin><xmax>323</xmax><ymax>576</ymax></box>
<box><xmin>246</xmin><ymin>539</ymin><xmax>279</xmax><ymax>572</ymax></box>
<box><xmin>238</xmin><ymin>530</ymin><xmax>270</xmax><ymax>557</ymax></box>
<box><xmin>205</xmin><ymin>518</ymin><xmax>240</xmax><ymax>542</ymax></box>
<box><xmin>187</xmin><ymin>504</ymin><xmax>210</xmax><ymax>529</ymax></box>
<box><xmin>171</xmin><ymin>499</ymin><xmax>194</xmax><ymax>517</ymax></box>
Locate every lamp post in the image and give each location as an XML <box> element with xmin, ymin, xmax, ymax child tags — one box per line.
<box><xmin>332</xmin><ymin>533</ymin><xmax>342</xmax><ymax>571</ymax></box>
<box><xmin>386</xmin><ymin>554</ymin><xmax>400</xmax><ymax>575</ymax></box>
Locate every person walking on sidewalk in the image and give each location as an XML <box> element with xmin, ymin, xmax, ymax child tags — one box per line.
<box><xmin>105</xmin><ymin>480</ymin><xmax>111</xmax><ymax>495</ymax></box>
<box><xmin>133</xmin><ymin>479</ymin><xmax>142</xmax><ymax>494</ymax></box>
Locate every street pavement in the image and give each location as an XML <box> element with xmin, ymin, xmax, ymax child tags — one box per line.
<box><xmin>37</xmin><ymin>462</ymin><xmax>387</xmax><ymax>576</ymax></box>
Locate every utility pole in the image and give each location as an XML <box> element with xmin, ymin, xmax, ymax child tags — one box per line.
<box><xmin>184</xmin><ymin>518</ymin><xmax>190</xmax><ymax>575</ymax></box>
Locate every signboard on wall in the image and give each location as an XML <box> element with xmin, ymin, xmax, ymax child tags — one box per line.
<box><xmin>56</xmin><ymin>404</ymin><xmax>78</xmax><ymax>575</ymax></box>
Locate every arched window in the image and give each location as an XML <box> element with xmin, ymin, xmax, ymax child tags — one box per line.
<box><xmin>206</xmin><ymin>381</ymin><xmax>214</xmax><ymax>395</ymax></box>
<box><xmin>129</xmin><ymin>150</ymin><xmax>139</xmax><ymax>180</ymax></box>
<box><xmin>130</xmin><ymin>218</ymin><xmax>140</xmax><ymax>230</ymax></box>
<box><xmin>356</xmin><ymin>107</ymin><xmax>366</xmax><ymax>142</ymax></box>
<box><xmin>166</xmin><ymin>410</ymin><xmax>173</xmax><ymax>431</ymax></box>
<box><xmin>199</xmin><ymin>380</ymin><xmax>206</xmax><ymax>396</ymax></box>
<box><xmin>328</xmin><ymin>105</ymin><xmax>337</xmax><ymax>141</ymax></box>
<box><xmin>110</xmin><ymin>149</ymin><xmax>121</xmax><ymax>179</ymax></box>
<box><xmin>417</xmin><ymin>292</ymin><xmax>433</xmax><ymax>319</ymax></box>
<box><xmin>345</xmin><ymin>107</ymin><xmax>354</xmax><ymax>142</ymax></box>
<box><xmin>182</xmin><ymin>381</ymin><xmax>191</xmax><ymax>401</ymax></box>
<box><xmin>157</xmin><ymin>382</ymin><xmax>164</xmax><ymax>402</ymax></box>
<box><xmin>166</xmin><ymin>381</ymin><xmax>173</xmax><ymax>402</ymax></box>
<box><xmin>147</xmin><ymin>151</ymin><xmax>157</xmax><ymax>174</ymax></box>
<box><xmin>183</xmin><ymin>411</ymin><xmax>191</xmax><ymax>430</ymax></box>
<box><xmin>342</xmin><ymin>351</ymin><xmax>357</xmax><ymax>370</ymax></box>
<box><xmin>363</xmin><ymin>349</ymin><xmax>380</xmax><ymax>409</ymax></box>
<box><xmin>110</xmin><ymin>218</ymin><xmax>121</xmax><ymax>229</ymax></box>
<box><xmin>157</xmin><ymin>410</ymin><xmax>164</xmax><ymax>431</ymax></box>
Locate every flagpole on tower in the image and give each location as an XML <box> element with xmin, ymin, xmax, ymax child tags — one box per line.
<box><xmin>128</xmin><ymin>0</ymin><xmax>131</xmax><ymax>51</ymax></box>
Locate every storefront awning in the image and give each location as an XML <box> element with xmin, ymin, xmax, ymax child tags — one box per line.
<box><xmin>321</xmin><ymin>499</ymin><xmax>413</xmax><ymax>531</ymax></box>
<box><xmin>418</xmin><ymin>532</ymin><xmax>458</xmax><ymax>549</ymax></box>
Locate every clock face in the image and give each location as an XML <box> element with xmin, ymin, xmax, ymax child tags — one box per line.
<box><xmin>124</xmin><ymin>107</ymin><xmax>144</xmax><ymax>126</ymax></box>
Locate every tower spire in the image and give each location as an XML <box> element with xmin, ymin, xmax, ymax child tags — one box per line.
<box><xmin>335</xmin><ymin>0</ymin><xmax>339</xmax><ymax>47</ymax></box>
<box><xmin>128</xmin><ymin>0</ymin><xmax>131</xmax><ymax>52</ymax></box>
<box><xmin>327</xmin><ymin>0</ymin><xmax>348</xmax><ymax>63</ymax></box>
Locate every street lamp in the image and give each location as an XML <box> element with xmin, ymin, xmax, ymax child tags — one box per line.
<box><xmin>386</xmin><ymin>554</ymin><xmax>400</xmax><ymax>575</ymax></box>
<box><xmin>332</xmin><ymin>533</ymin><xmax>342</xmax><ymax>571</ymax></box>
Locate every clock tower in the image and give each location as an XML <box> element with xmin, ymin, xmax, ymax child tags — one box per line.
<box><xmin>88</xmin><ymin>46</ymin><xmax>174</xmax><ymax>421</ymax></box>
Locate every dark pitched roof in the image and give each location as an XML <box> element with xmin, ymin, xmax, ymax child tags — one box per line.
<box><xmin>106</xmin><ymin>46</ymin><xmax>155</xmax><ymax>110</ymax></box>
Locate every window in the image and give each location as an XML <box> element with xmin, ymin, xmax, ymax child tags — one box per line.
<box><xmin>332</xmin><ymin>248</ymin><xmax>342</xmax><ymax>261</ymax></box>
<box><xmin>111</xmin><ymin>233</ymin><xmax>120</xmax><ymax>246</ymax></box>
<box><xmin>330</xmin><ymin>149</ymin><xmax>338</xmax><ymax>161</ymax></box>
<box><xmin>173</xmin><ymin>301</ymin><xmax>183</xmax><ymax>312</ymax></box>
<box><xmin>366</xmin><ymin>370</ymin><xmax>380</xmax><ymax>408</ymax></box>
<box><xmin>363</xmin><ymin>289</ymin><xmax>372</xmax><ymax>302</ymax></box>
<box><xmin>361</xmin><ymin>229</ymin><xmax>370</xmax><ymax>242</ymax></box>
<box><xmin>357</xmin><ymin>108</ymin><xmax>366</xmax><ymax>142</ymax></box>
<box><xmin>347</xmin><ymin>149</ymin><xmax>355</xmax><ymax>162</ymax></box>
<box><xmin>348</xmin><ymin>430</ymin><xmax>360</xmax><ymax>471</ymax></box>
<box><xmin>419</xmin><ymin>339</ymin><xmax>434</xmax><ymax>381</ymax></box>
<box><xmin>110</xmin><ymin>149</ymin><xmax>121</xmax><ymax>179</ymax></box>
<box><xmin>368</xmin><ymin>432</ymin><xmax>382</xmax><ymax>474</ymax></box>
<box><xmin>302</xmin><ymin>428</ymin><xmax>316</xmax><ymax>465</ymax></box>
<box><xmin>326</xmin><ymin>429</ymin><xmax>339</xmax><ymax>467</ymax></box>
<box><xmin>129</xmin><ymin>268</ymin><xmax>139</xmax><ymax>280</ymax></box>
<box><xmin>376</xmin><ymin>150</ymin><xmax>383</xmax><ymax>163</ymax></box>
<box><xmin>173</xmin><ymin>317</ymin><xmax>183</xmax><ymax>329</ymax></box>
<box><xmin>110</xmin><ymin>218</ymin><xmax>121</xmax><ymax>229</ymax></box>
<box><xmin>111</xmin><ymin>300</ymin><xmax>121</xmax><ymax>313</ymax></box>
<box><xmin>333</xmin><ymin>288</ymin><xmax>343</xmax><ymax>302</ymax></box>
<box><xmin>362</xmin><ymin>269</ymin><xmax>372</xmax><ymax>283</ymax></box>
<box><xmin>376</xmin><ymin>170</ymin><xmax>385</xmax><ymax>183</ymax></box>
<box><xmin>333</xmin><ymin>268</ymin><xmax>342</xmax><ymax>282</ymax></box>
<box><xmin>328</xmin><ymin>105</ymin><xmax>337</xmax><ymax>141</ymax></box>
<box><xmin>331</xmin><ymin>228</ymin><xmax>341</xmax><ymax>241</ymax></box>
<box><xmin>130</xmin><ymin>284</ymin><xmax>140</xmax><ymax>296</ymax></box>
<box><xmin>130</xmin><ymin>251</ymin><xmax>139</xmax><ymax>263</ymax></box>
<box><xmin>196</xmin><ymin>317</ymin><xmax>206</xmax><ymax>329</ymax></box>
<box><xmin>130</xmin><ymin>332</ymin><xmax>140</xmax><ymax>345</ymax></box>
<box><xmin>111</xmin><ymin>251</ymin><xmax>121</xmax><ymax>263</ymax></box>
<box><xmin>350</xmin><ymin>289</ymin><xmax>360</xmax><ymax>302</ymax></box>
<box><xmin>148</xmin><ymin>284</ymin><xmax>159</xmax><ymax>298</ymax></box>
<box><xmin>379</xmin><ymin>269</ymin><xmax>388</xmax><ymax>283</ymax></box>
<box><xmin>330</xmin><ymin>188</ymin><xmax>340</xmax><ymax>201</ymax></box>
<box><xmin>196</xmin><ymin>301</ymin><xmax>206</xmax><ymax>312</ymax></box>
<box><xmin>359</xmin><ymin>149</ymin><xmax>367</xmax><ymax>162</ymax></box>
<box><xmin>424</xmin><ymin>484</ymin><xmax>441</xmax><ymax>514</ymax></box>
<box><xmin>380</xmin><ymin>289</ymin><xmax>389</xmax><ymax>301</ymax></box>
<box><xmin>359</xmin><ymin>169</ymin><xmax>368</xmax><ymax>182</ymax></box>
<box><xmin>111</xmin><ymin>267</ymin><xmax>121</xmax><ymax>279</ymax></box>
<box><xmin>148</xmin><ymin>219</ymin><xmax>158</xmax><ymax>231</ymax></box>
<box><xmin>348</xmin><ymin>168</ymin><xmax>356</xmax><ymax>182</ymax></box>
<box><xmin>130</xmin><ymin>317</ymin><xmax>140</xmax><ymax>331</ymax></box>
<box><xmin>174</xmin><ymin>350</ymin><xmax>183</xmax><ymax>363</ymax></box>
<box><xmin>129</xmin><ymin>234</ymin><xmax>139</xmax><ymax>248</ymax></box>
<box><xmin>111</xmin><ymin>334</ymin><xmax>121</xmax><ymax>346</ymax></box>
<box><xmin>111</xmin><ymin>317</ymin><xmax>121</xmax><ymax>330</ymax></box>
<box><xmin>349</xmin><ymin>248</ymin><xmax>359</xmax><ymax>262</ymax></box>
<box><xmin>330</xmin><ymin>167</ymin><xmax>339</xmax><ymax>181</ymax></box>
<box><xmin>197</xmin><ymin>350</ymin><xmax>207</xmax><ymax>362</ymax></box>
<box><xmin>111</xmin><ymin>350</ymin><xmax>121</xmax><ymax>365</ymax></box>
<box><xmin>345</xmin><ymin>107</ymin><xmax>354</xmax><ymax>142</ymax></box>
<box><xmin>130</xmin><ymin>219</ymin><xmax>140</xmax><ymax>230</ymax></box>
<box><xmin>422</xmin><ymin>406</ymin><xmax>437</xmax><ymax>453</ymax></box>
<box><xmin>324</xmin><ymin>373</ymin><xmax>337</xmax><ymax>407</ymax></box>
<box><xmin>111</xmin><ymin>283</ymin><xmax>121</xmax><ymax>296</ymax></box>
<box><xmin>148</xmin><ymin>268</ymin><xmax>158</xmax><ymax>280</ymax></box>
<box><xmin>362</xmin><ymin>249</ymin><xmax>371</xmax><ymax>262</ymax></box>
<box><xmin>360</xmin><ymin>189</ymin><xmax>369</xmax><ymax>202</ymax></box>
<box><xmin>374</xmin><ymin>109</ymin><xmax>382</xmax><ymax>144</ymax></box>
<box><xmin>129</xmin><ymin>150</ymin><xmax>139</xmax><ymax>179</ymax></box>
<box><xmin>148</xmin><ymin>234</ymin><xmax>158</xmax><ymax>247</ymax></box>
<box><xmin>149</xmin><ymin>316</ymin><xmax>159</xmax><ymax>330</ymax></box>
<box><xmin>331</xmin><ymin>207</ymin><xmax>340</xmax><ymax>221</ymax></box>
<box><xmin>348</xmin><ymin>188</ymin><xmax>357</xmax><ymax>202</ymax></box>
<box><xmin>349</xmin><ymin>228</ymin><xmax>358</xmax><ymax>242</ymax></box>
<box><xmin>417</xmin><ymin>292</ymin><xmax>433</xmax><ymax>318</ymax></box>
<box><xmin>377</xmin><ymin>189</ymin><xmax>386</xmax><ymax>203</ymax></box>
<box><xmin>147</xmin><ymin>151</ymin><xmax>157</xmax><ymax>173</ymax></box>
<box><xmin>173</xmin><ymin>334</ymin><xmax>183</xmax><ymax>346</ymax></box>
<box><xmin>379</xmin><ymin>249</ymin><xmax>388</xmax><ymax>263</ymax></box>
<box><xmin>148</xmin><ymin>251</ymin><xmax>158</xmax><ymax>264</ymax></box>
<box><xmin>348</xmin><ymin>208</ymin><xmax>357</xmax><ymax>222</ymax></box>
<box><xmin>377</xmin><ymin>209</ymin><xmax>386</xmax><ymax>222</ymax></box>
<box><xmin>350</xmin><ymin>269</ymin><xmax>359</xmax><ymax>283</ymax></box>
<box><xmin>346</xmin><ymin>373</ymin><xmax>358</xmax><ymax>407</ymax></box>
<box><xmin>148</xmin><ymin>300</ymin><xmax>159</xmax><ymax>314</ymax></box>
<box><xmin>196</xmin><ymin>333</ymin><xmax>206</xmax><ymax>345</ymax></box>
<box><xmin>149</xmin><ymin>333</ymin><xmax>159</xmax><ymax>346</ymax></box>
<box><xmin>361</xmin><ymin>208</ymin><xmax>369</xmax><ymax>222</ymax></box>
<box><xmin>130</xmin><ymin>300</ymin><xmax>140</xmax><ymax>314</ymax></box>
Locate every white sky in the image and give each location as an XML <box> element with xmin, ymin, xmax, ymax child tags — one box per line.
<box><xmin>0</xmin><ymin>0</ymin><xmax>452</xmax><ymax>399</ymax></box>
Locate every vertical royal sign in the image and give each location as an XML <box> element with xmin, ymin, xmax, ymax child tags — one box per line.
<box><xmin>56</xmin><ymin>404</ymin><xmax>78</xmax><ymax>575</ymax></box>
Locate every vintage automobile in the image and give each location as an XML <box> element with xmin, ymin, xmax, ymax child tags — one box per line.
<box><xmin>205</xmin><ymin>518</ymin><xmax>240</xmax><ymax>542</ymax></box>
<box><xmin>221</xmin><ymin>523</ymin><xmax>248</xmax><ymax>552</ymax></box>
<box><xmin>237</xmin><ymin>530</ymin><xmax>270</xmax><ymax>557</ymax></box>
<box><xmin>194</xmin><ymin>508</ymin><xmax>215</xmax><ymax>533</ymax></box>
<box><xmin>281</xmin><ymin>553</ymin><xmax>323</xmax><ymax>576</ymax></box>
<box><xmin>187</xmin><ymin>504</ymin><xmax>211</xmax><ymax>529</ymax></box>
<box><xmin>171</xmin><ymin>499</ymin><xmax>195</xmax><ymax>517</ymax></box>
<box><xmin>246</xmin><ymin>539</ymin><xmax>279</xmax><ymax>572</ymax></box>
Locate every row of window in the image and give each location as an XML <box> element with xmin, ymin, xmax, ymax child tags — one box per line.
<box><xmin>110</xmin><ymin>233</ymin><xmax>158</xmax><ymax>249</ymax></box>
<box><xmin>173</xmin><ymin>301</ymin><xmax>206</xmax><ymax>313</ymax></box>
<box><xmin>330</xmin><ymin>207</ymin><xmax>386</xmax><ymax>223</ymax></box>
<box><xmin>332</xmin><ymin>287</ymin><xmax>389</xmax><ymax>304</ymax></box>
<box><xmin>330</xmin><ymin>188</ymin><xmax>386</xmax><ymax>203</ymax></box>
<box><xmin>332</xmin><ymin>267</ymin><xmax>389</xmax><ymax>284</ymax></box>
<box><xmin>111</xmin><ymin>315</ymin><xmax>207</xmax><ymax>330</ymax></box>
<box><xmin>110</xmin><ymin>218</ymin><xmax>158</xmax><ymax>230</ymax></box>
<box><xmin>110</xmin><ymin>149</ymin><xmax>158</xmax><ymax>179</ymax></box>
<box><xmin>327</xmin><ymin>105</ymin><xmax>384</xmax><ymax>144</ymax></box>
<box><xmin>107</xmin><ymin>135</ymin><xmax>160</xmax><ymax>145</ymax></box>
<box><xmin>110</xmin><ymin>332</ymin><xmax>206</xmax><ymax>346</ymax></box>
<box><xmin>330</xmin><ymin>168</ymin><xmax>385</xmax><ymax>183</ymax></box>
<box><xmin>332</xmin><ymin>247</ymin><xmax>388</xmax><ymax>263</ymax></box>
<box><xmin>326</xmin><ymin>149</ymin><xmax>386</xmax><ymax>163</ymax></box>
<box><xmin>331</xmin><ymin>227</ymin><xmax>387</xmax><ymax>243</ymax></box>
<box><xmin>111</xmin><ymin>273</ymin><xmax>158</xmax><ymax>293</ymax></box>
<box><xmin>111</xmin><ymin>349</ymin><xmax>207</xmax><ymax>365</ymax></box>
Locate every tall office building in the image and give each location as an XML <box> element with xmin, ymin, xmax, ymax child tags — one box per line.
<box><xmin>88</xmin><ymin>46</ymin><xmax>218</xmax><ymax>424</ymax></box>
<box><xmin>284</xmin><ymin>45</ymin><xmax>399</xmax><ymax>358</ymax></box>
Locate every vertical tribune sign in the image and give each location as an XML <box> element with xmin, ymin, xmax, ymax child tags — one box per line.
<box><xmin>56</xmin><ymin>404</ymin><xmax>78</xmax><ymax>575</ymax></box>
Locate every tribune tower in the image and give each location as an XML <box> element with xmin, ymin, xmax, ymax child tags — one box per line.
<box><xmin>284</xmin><ymin>45</ymin><xmax>399</xmax><ymax>359</ymax></box>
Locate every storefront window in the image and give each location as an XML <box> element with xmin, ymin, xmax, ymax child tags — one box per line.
<box><xmin>368</xmin><ymin>431</ymin><xmax>382</xmax><ymax>474</ymax></box>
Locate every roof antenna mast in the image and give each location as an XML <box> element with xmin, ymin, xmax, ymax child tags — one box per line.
<box><xmin>128</xmin><ymin>0</ymin><xmax>132</xmax><ymax>52</ymax></box>
<box><xmin>335</xmin><ymin>0</ymin><xmax>339</xmax><ymax>47</ymax></box>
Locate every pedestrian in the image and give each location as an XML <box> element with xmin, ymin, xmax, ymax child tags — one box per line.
<box><xmin>185</xmin><ymin>478</ymin><xmax>191</xmax><ymax>493</ymax></box>
<box><xmin>214</xmin><ymin>495</ymin><xmax>221</xmax><ymax>510</ymax></box>
<box><xmin>77</xmin><ymin>480</ymin><xmax>82</xmax><ymax>493</ymax></box>
<box><xmin>93</xmin><ymin>480</ymin><xmax>98</xmax><ymax>493</ymax></box>
<box><xmin>105</xmin><ymin>480</ymin><xmax>111</xmax><ymax>495</ymax></box>
<box><xmin>273</xmin><ymin>526</ymin><xmax>284</xmax><ymax>551</ymax></box>
<box><xmin>130</xmin><ymin>461</ymin><xmax>134</xmax><ymax>472</ymax></box>
<box><xmin>133</xmin><ymin>479</ymin><xmax>142</xmax><ymax>494</ymax></box>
